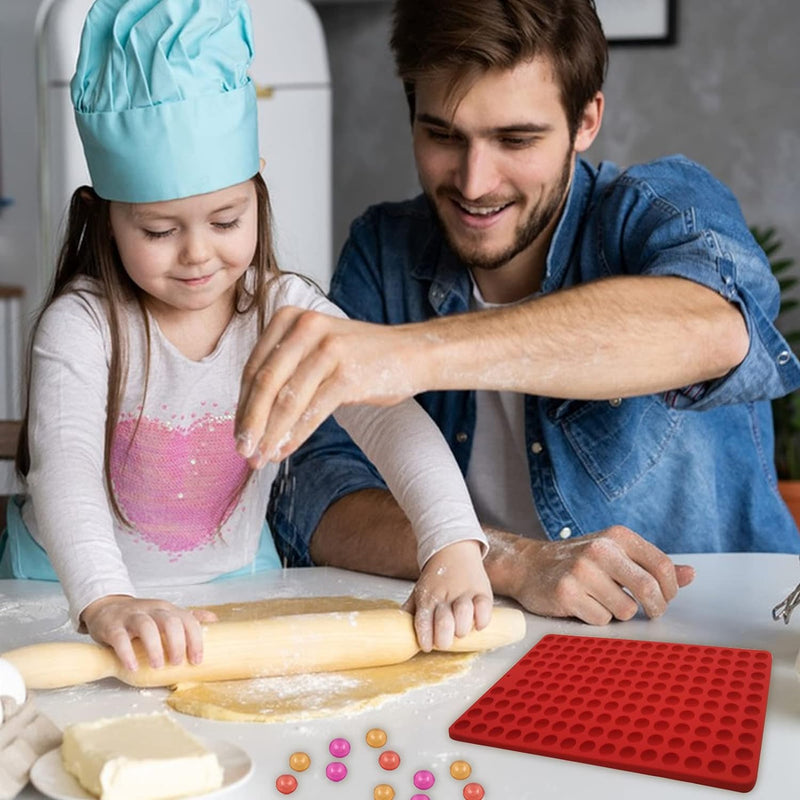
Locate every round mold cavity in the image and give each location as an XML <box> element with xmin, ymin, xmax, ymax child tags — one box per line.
<box><xmin>570</xmin><ymin>723</ymin><xmax>585</xmax><ymax>734</ymax></box>
<box><xmin>732</xmin><ymin>764</ymin><xmax>751</xmax><ymax>778</ymax></box>
<box><xmin>668</xmin><ymin>737</ymin><xmax>685</xmax><ymax>749</ymax></box>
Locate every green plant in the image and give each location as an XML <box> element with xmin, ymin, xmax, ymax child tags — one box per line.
<box><xmin>752</xmin><ymin>226</ymin><xmax>800</xmax><ymax>480</ymax></box>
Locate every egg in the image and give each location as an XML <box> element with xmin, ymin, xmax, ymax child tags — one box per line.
<box><xmin>0</xmin><ymin>658</ymin><xmax>27</xmax><ymax>724</ymax></box>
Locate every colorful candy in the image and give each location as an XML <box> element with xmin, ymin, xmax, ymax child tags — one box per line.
<box><xmin>463</xmin><ymin>781</ymin><xmax>485</xmax><ymax>800</ymax></box>
<box><xmin>378</xmin><ymin>750</ymin><xmax>401</xmax><ymax>770</ymax></box>
<box><xmin>329</xmin><ymin>737</ymin><xmax>351</xmax><ymax>758</ymax></box>
<box><xmin>411</xmin><ymin>795</ymin><xmax>431</xmax><ymax>800</ymax></box>
<box><xmin>325</xmin><ymin>762</ymin><xmax>348</xmax><ymax>782</ymax></box>
<box><xmin>366</xmin><ymin>728</ymin><xmax>388</xmax><ymax>748</ymax></box>
<box><xmin>275</xmin><ymin>774</ymin><xmax>297</xmax><ymax>794</ymax></box>
<box><xmin>450</xmin><ymin>760</ymin><xmax>472</xmax><ymax>780</ymax></box>
<box><xmin>413</xmin><ymin>769</ymin><xmax>435</xmax><ymax>790</ymax></box>
<box><xmin>373</xmin><ymin>784</ymin><xmax>395</xmax><ymax>800</ymax></box>
<box><xmin>288</xmin><ymin>751</ymin><xmax>310</xmax><ymax>772</ymax></box>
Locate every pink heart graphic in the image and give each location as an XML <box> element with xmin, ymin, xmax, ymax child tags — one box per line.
<box><xmin>109</xmin><ymin>414</ymin><xmax>250</xmax><ymax>554</ymax></box>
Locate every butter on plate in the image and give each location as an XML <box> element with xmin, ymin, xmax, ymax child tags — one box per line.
<box><xmin>61</xmin><ymin>712</ymin><xmax>224</xmax><ymax>800</ymax></box>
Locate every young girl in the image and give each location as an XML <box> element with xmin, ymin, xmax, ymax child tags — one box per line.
<box><xmin>1</xmin><ymin>0</ymin><xmax>492</xmax><ymax>672</ymax></box>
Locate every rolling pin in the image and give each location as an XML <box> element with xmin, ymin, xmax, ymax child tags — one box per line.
<box><xmin>2</xmin><ymin>607</ymin><xmax>525</xmax><ymax>690</ymax></box>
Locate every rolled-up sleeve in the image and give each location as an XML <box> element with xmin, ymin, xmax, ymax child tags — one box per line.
<box><xmin>609</xmin><ymin>159</ymin><xmax>800</xmax><ymax>410</ymax></box>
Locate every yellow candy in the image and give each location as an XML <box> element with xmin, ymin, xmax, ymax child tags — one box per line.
<box><xmin>366</xmin><ymin>728</ymin><xmax>388</xmax><ymax>748</ymax></box>
<box><xmin>373</xmin><ymin>784</ymin><xmax>395</xmax><ymax>800</ymax></box>
<box><xmin>450</xmin><ymin>759</ymin><xmax>472</xmax><ymax>780</ymax></box>
<box><xmin>289</xmin><ymin>751</ymin><xmax>311</xmax><ymax>772</ymax></box>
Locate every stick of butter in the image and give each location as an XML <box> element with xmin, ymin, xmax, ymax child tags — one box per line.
<box><xmin>61</xmin><ymin>712</ymin><xmax>223</xmax><ymax>800</ymax></box>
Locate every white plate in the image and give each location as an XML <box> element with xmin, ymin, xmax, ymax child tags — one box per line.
<box><xmin>30</xmin><ymin>737</ymin><xmax>252</xmax><ymax>800</ymax></box>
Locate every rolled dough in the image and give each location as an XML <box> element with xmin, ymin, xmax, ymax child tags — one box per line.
<box><xmin>166</xmin><ymin>596</ymin><xmax>476</xmax><ymax>723</ymax></box>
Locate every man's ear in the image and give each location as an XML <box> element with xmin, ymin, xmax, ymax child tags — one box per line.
<box><xmin>574</xmin><ymin>92</ymin><xmax>604</xmax><ymax>154</ymax></box>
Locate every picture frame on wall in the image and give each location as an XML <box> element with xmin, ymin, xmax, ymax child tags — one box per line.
<box><xmin>595</xmin><ymin>0</ymin><xmax>678</xmax><ymax>46</ymax></box>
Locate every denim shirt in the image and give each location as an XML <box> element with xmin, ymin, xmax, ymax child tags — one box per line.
<box><xmin>270</xmin><ymin>156</ymin><xmax>800</xmax><ymax>562</ymax></box>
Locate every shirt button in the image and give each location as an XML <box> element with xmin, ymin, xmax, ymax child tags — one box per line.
<box><xmin>456</xmin><ymin>432</ymin><xmax>469</xmax><ymax>443</ymax></box>
<box><xmin>608</xmin><ymin>397</ymin><xmax>622</xmax><ymax>407</ymax></box>
<box><xmin>778</xmin><ymin>350</ymin><xmax>791</xmax><ymax>365</ymax></box>
<box><xmin>531</xmin><ymin>441</ymin><xmax>543</xmax><ymax>454</ymax></box>
<box><xmin>558</xmin><ymin>526</ymin><xmax>572</xmax><ymax>539</ymax></box>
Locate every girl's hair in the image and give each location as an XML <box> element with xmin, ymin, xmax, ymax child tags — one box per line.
<box><xmin>16</xmin><ymin>172</ymin><xmax>278</xmax><ymax>526</ymax></box>
<box><xmin>390</xmin><ymin>0</ymin><xmax>608</xmax><ymax>140</ymax></box>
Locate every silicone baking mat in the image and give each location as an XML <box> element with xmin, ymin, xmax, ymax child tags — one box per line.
<box><xmin>449</xmin><ymin>634</ymin><xmax>771</xmax><ymax>792</ymax></box>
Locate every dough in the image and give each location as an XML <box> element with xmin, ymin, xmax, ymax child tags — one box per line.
<box><xmin>167</xmin><ymin>596</ymin><xmax>476</xmax><ymax>723</ymax></box>
<box><xmin>61</xmin><ymin>712</ymin><xmax>223</xmax><ymax>800</ymax></box>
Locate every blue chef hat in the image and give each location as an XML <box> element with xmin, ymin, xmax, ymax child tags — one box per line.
<box><xmin>71</xmin><ymin>0</ymin><xmax>259</xmax><ymax>203</ymax></box>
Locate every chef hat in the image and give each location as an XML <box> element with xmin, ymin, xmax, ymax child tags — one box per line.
<box><xmin>71</xmin><ymin>0</ymin><xmax>259</xmax><ymax>203</ymax></box>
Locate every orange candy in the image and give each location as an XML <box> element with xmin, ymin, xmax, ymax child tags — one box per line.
<box><xmin>373</xmin><ymin>784</ymin><xmax>395</xmax><ymax>800</ymax></box>
<box><xmin>289</xmin><ymin>752</ymin><xmax>310</xmax><ymax>772</ymax></box>
<box><xmin>450</xmin><ymin>760</ymin><xmax>472</xmax><ymax>780</ymax></box>
<box><xmin>366</xmin><ymin>728</ymin><xmax>388</xmax><ymax>748</ymax></box>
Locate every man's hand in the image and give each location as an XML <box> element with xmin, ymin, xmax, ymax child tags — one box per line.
<box><xmin>488</xmin><ymin>525</ymin><xmax>694</xmax><ymax>624</ymax></box>
<box><xmin>235</xmin><ymin>307</ymin><xmax>423</xmax><ymax>467</ymax></box>
<box><xmin>80</xmin><ymin>595</ymin><xmax>218</xmax><ymax>672</ymax></box>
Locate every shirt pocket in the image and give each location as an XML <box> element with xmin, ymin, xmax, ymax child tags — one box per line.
<box><xmin>551</xmin><ymin>396</ymin><xmax>684</xmax><ymax>501</ymax></box>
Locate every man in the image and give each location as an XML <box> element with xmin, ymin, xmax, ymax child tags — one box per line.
<box><xmin>235</xmin><ymin>0</ymin><xmax>800</xmax><ymax>624</ymax></box>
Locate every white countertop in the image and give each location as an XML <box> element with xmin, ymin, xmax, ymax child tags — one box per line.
<box><xmin>2</xmin><ymin>553</ymin><xmax>800</xmax><ymax>799</ymax></box>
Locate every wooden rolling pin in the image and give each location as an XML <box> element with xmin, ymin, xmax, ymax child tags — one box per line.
<box><xmin>2</xmin><ymin>607</ymin><xmax>525</xmax><ymax>690</ymax></box>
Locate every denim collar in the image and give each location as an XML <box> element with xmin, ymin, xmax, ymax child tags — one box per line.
<box><xmin>411</xmin><ymin>157</ymin><xmax>596</xmax><ymax>314</ymax></box>
<box><xmin>409</xmin><ymin>196</ymin><xmax>473</xmax><ymax>315</ymax></box>
<box><xmin>541</xmin><ymin>157</ymin><xmax>595</xmax><ymax>293</ymax></box>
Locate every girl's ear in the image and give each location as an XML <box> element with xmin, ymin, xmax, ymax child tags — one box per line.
<box><xmin>259</xmin><ymin>157</ymin><xmax>265</xmax><ymax>173</ymax></box>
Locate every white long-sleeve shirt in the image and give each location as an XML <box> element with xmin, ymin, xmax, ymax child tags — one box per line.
<box><xmin>21</xmin><ymin>274</ymin><xmax>487</xmax><ymax>624</ymax></box>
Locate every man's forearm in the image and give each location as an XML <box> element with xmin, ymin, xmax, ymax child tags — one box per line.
<box><xmin>309</xmin><ymin>489</ymin><xmax>420</xmax><ymax>579</ymax></box>
<box><xmin>309</xmin><ymin>489</ymin><xmax>532</xmax><ymax>598</ymax></box>
<box><xmin>416</xmin><ymin>275</ymin><xmax>748</xmax><ymax>399</ymax></box>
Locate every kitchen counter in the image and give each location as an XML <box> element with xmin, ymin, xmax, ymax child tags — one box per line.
<box><xmin>2</xmin><ymin>553</ymin><xmax>800</xmax><ymax>798</ymax></box>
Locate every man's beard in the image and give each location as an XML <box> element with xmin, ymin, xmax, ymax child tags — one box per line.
<box><xmin>427</xmin><ymin>152</ymin><xmax>572</xmax><ymax>273</ymax></box>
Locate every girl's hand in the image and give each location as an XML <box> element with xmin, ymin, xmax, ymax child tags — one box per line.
<box><xmin>79</xmin><ymin>595</ymin><xmax>218</xmax><ymax>672</ymax></box>
<box><xmin>403</xmin><ymin>540</ymin><xmax>493</xmax><ymax>653</ymax></box>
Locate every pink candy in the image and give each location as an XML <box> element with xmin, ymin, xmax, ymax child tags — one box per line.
<box><xmin>329</xmin><ymin>737</ymin><xmax>351</xmax><ymax>758</ymax></box>
<box><xmin>325</xmin><ymin>762</ymin><xmax>348</xmax><ymax>782</ymax></box>
<box><xmin>413</xmin><ymin>770</ymin><xmax>436</xmax><ymax>790</ymax></box>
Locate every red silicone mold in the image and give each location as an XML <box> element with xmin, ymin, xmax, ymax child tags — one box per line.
<box><xmin>449</xmin><ymin>634</ymin><xmax>771</xmax><ymax>792</ymax></box>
